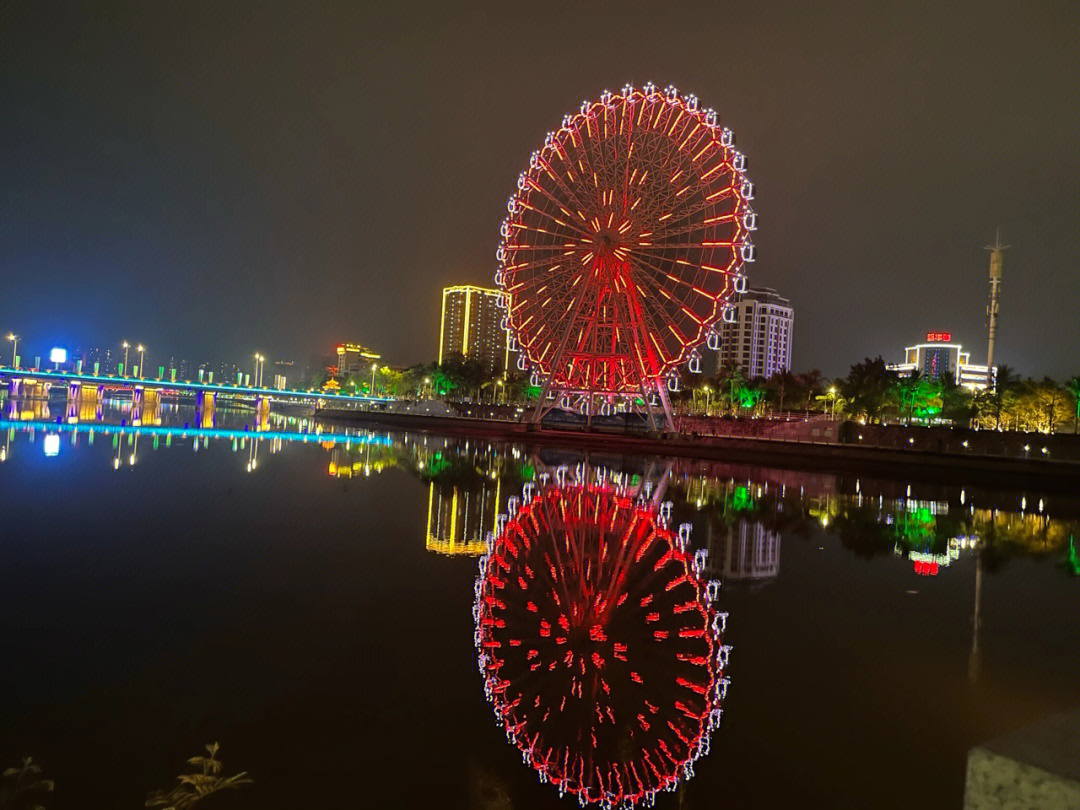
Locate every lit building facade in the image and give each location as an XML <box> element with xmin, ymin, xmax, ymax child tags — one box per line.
<box><xmin>336</xmin><ymin>343</ymin><xmax>381</xmax><ymax>377</ymax></box>
<box><xmin>887</xmin><ymin>332</ymin><xmax>994</xmax><ymax>390</ymax></box>
<box><xmin>439</xmin><ymin>285</ymin><xmax>513</xmax><ymax>376</ymax></box>
<box><xmin>716</xmin><ymin>287</ymin><xmax>793</xmax><ymax>379</ymax></box>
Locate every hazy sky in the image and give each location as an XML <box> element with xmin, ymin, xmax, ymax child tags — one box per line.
<box><xmin>2</xmin><ymin>0</ymin><xmax>1078</xmax><ymax>376</ymax></box>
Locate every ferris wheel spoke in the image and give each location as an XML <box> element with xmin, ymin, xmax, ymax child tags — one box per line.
<box><xmin>530</xmin><ymin>155</ymin><xmax>600</xmax><ymax>234</ymax></box>
<box><xmin>515</xmin><ymin>199</ymin><xmax>594</xmax><ymax>240</ymax></box>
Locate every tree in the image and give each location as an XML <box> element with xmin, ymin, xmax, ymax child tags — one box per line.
<box><xmin>1066</xmin><ymin>375</ymin><xmax>1080</xmax><ymax>434</ymax></box>
<box><xmin>1018</xmin><ymin>377</ymin><xmax>1071</xmax><ymax>433</ymax></box>
<box><xmin>764</xmin><ymin>369</ymin><xmax>799</xmax><ymax>415</ymax></box>
<box><xmin>840</xmin><ymin>357</ymin><xmax>897</xmax><ymax>423</ymax></box>
<box><xmin>940</xmin><ymin>377</ymin><xmax>976</xmax><ymax>426</ymax></box>
<box><xmin>715</xmin><ymin>363</ymin><xmax>746</xmax><ymax>415</ymax></box>
<box><xmin>797</xmin><ymin>369</ymin><xmax>824</xmax><ymax>414</ymax></box>
<box><xmin>891</xmin><ymin>370</ymin><xmax>942</xmax><ymax>425</ymax></box>
<box><xmin>980</xmin><ymin>364</ymin><xmax>1020</xmax><ymax>429</ymax></box>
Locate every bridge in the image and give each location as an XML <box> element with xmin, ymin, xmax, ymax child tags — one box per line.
<box><xmin>0</xmin><ymin>365</ymin><xmax>395</xmax><ymax>410</ymax></box>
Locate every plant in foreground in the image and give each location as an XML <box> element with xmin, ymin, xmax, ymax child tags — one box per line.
<box><xmin>1</xmin><ymin>757</ymin><xmax>54</xmax><ymax>810</ymax></box>
<box><xmin>146</xmin><ymin>743</ymin><xmax>251</xmax><ymax>809</ymax></box>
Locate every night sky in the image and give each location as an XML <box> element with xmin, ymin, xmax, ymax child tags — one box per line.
<box><xmin>2</xmin><ymin>1</ymin><xmax>1078</xmax><ymax>376</ymax></box>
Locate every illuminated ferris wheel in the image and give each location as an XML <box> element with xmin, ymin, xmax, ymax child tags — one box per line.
<box><xmin>496</xmin><ymin>83</ymin><xmax>756</xmax><ymax>430</ymax></box>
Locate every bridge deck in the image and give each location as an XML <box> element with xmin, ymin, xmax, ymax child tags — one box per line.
<box><xmin>0</xmin><ymin>366</ymin><xmax>393</xmax><ymax>405</ymax></box>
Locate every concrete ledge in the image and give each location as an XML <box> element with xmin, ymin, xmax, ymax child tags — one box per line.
<box><xmin>964</xmin><ymin>710</ymin><xmax>1080</xmax><ymax>809</ymax></box>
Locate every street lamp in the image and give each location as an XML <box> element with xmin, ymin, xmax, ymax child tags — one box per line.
<box><xmin>253</xmin><ymin>353</ymin><xmax>264</xmax><ymax>387</ymax></box>
<box><xmin>137</xmin><ymin>344</ymin><xmax>145</xmax><ymax>379</ymax></box>
<box><xmin>828</xmin><ymin>386</ymin><xmax>838</xmax><ymax>420</ymax></box>
<box><xmin>370</xmin><ymin>363</ymin><xmax>378</xmax><ymax>396</ymax></box>
<box><xmin>423</xmin><ymin>376</ymin><xmax>431</xmax><ymax>399</ymax></box>
<box><xmin>702</xmin><ymin>385</ymin><xmax>712</xmax><ymax>416</ymax></box>
<box><xmin>122</xmin><ymin>341</ymin><xmax>130</xmax><ymax>376</ymax></box>
<box><xmin>6</xmin><ymin>334</ymin><xmax>17</xmax><ymax>369</ymax></box>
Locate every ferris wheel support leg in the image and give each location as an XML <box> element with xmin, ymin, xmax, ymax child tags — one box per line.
<box><xmin>657</xmin><ymin>380</ymin><xmax>677</xmax><ymax>435</ymax></box>
<box><xmin>529</xmin><ymin>376</ymin><xmax>557</xmax><ymax>426</ymax></box>
<box><xmin>638</xmin><ymin>380</ymin><xmax>660</xmax><ymax>435</ymax></box>
<box><xmin>651</xmin><ymin>461</ymin><xmax>674</xmax><ymax>508</ymax></box>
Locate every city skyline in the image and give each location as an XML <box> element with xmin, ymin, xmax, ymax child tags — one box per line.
<box><xmin>2</xmin><ymin>2</ymin><xmax>1078</xmax><ymax>379</ymax></box>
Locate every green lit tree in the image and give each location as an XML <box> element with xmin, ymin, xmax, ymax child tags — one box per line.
<box><xmin>1065</xmin><ymin>375</ymin><xmax>1080</xmax><ymax>434</ymax></box>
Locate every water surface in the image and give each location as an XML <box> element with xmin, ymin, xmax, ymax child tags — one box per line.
<box><xmin>1</xmin><ymin>399</ymin><xmax>1077</xmax><ymax>809</ymax></box>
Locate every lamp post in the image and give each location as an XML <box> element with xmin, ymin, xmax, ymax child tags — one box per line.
<box><xmin>703</xmin><ymin>386</ymin><xmax>712</xmax><ymax>416</ymax></box>
<box><xmin>370</xmin><ymin>363</ymin><xmax>378</xmax><ymax>396</ymax></box>
<box><xmin>122</xmin><ymin>341</ymin><xmax>130</xmax><ymax>376</ymax></box>
<box><xmin>423</xmin><ymin>376</ymin><xmax>431</xmax><ymax>399</ymax></box>
<box><xmin>253</xmin><ymin>353</ymin><xmax>264</xmax><ymax>387</ymax></box>
<box><xmin>828</xmin><ymin>386</ymin><xmax>837</xmax><ymax>420</ymax></box>
<box><xmin>6</xmin><ymin>334</ymin><xmax>17</xmax><ymax>368</ymax></box>
<box><xmin>137</xmin><ymin>344</ymin><xmax>145</xmax><ymax>379</ymax></box>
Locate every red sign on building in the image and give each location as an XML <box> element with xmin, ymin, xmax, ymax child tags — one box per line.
<box><xmin>925</xmin><ymin>332</ymin><xmax>952</xmax><ymax>342</ymax></box>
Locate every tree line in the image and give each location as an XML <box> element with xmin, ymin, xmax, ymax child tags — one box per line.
<box><xmin>306</xmin><ymin>352</ymin><xmax>1080</xmax><ymax>432</ymax></box>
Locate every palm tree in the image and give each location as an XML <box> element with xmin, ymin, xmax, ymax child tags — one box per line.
<box><xmin>798</xmin><ymin>369</ymin><xmax>824</xmax><ymax>415</ymax></box>
<box><xmin>765</xmin><ymin>369</ymin><xmax>799</xmax><ymax>415</ymax></box>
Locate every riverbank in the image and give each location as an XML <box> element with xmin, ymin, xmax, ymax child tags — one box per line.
<box><xmin>315</xmin><ymin>409</ymin><xmax>1080</xmax><ymax>492</ymax></box>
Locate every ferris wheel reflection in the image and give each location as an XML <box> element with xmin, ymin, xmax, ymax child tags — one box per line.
<box><xmin>473</xmin><ymin>469</ymin><xmax>730</xmax><ymax>808</ymax></box>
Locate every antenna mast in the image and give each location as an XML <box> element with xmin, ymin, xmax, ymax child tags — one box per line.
<box><xmin>984</xmin><ymin>228</ymin><xmax>1008</xmax><ymax>389</ymax></box>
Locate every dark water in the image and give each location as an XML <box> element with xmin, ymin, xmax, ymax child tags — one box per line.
<box><xmin>1</xmin><ymin>398</ymin><xmax>1077</xmax><ymax>809</ymax></box>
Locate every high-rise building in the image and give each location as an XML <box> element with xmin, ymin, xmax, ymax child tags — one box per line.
<box><xmin>439</xmin><ymin>285</ymin><xmax>514</xmax><ymax>376</ymax></box>
<box><xmin>336</xmin><ymin>343</ymin><xmax>381</xmax><ymax>377</ymax></box>
<box><xmin>716</xmin><ymin>287</ymin><xmax>793</xmax><ymax>379</ymax></box>
<box><xmin>887</xmin><ymin>332</ymin><xmax>994</xmax><ymax>390</ymax></box>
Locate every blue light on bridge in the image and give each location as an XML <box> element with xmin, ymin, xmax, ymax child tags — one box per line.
<box><xmin>0</xmin><ymin>419</ymin><xmax>394</xmax><ymax>448</ymax></box>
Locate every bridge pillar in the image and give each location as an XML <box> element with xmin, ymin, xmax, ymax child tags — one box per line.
<box><xmin>255</xmin><ymin>395</ymin><xmax>271</xmax><ymax>430</ymax></box>
<box><xmin>197</xmin><ymin>391</ymin><xmax>216</xmax><ymax>429</ymax></box>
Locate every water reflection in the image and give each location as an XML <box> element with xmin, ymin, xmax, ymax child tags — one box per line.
<box><xmin>473</xmin><ymin>468</ymin><xmax>728</xmax><ymax>807</ymax></box>
<box><xmin>1</xmin><ymin>404</ymin><xmax>1077</xmax><ymax>579</ymax></box>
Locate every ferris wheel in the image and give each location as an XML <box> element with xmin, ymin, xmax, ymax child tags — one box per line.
<box><xmin>496</xmin><ymin>83</ymin><xmax>756</xmax><ymax>430</ymax></box>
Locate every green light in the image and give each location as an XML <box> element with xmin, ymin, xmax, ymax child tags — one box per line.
<box><xmin>1063</xmin><ymin>536</ymin><xmax>1080</xmax><ymax>577</ymax></box>
<box><xmin>730</xmin><ymin>484</ymin><xmax>755</xmax><ymax>513</ymax></box>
